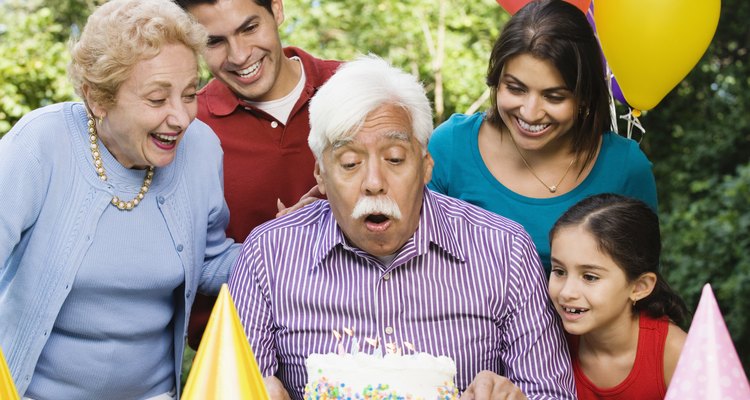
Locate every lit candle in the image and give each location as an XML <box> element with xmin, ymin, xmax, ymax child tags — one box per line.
<box><xmin>403</xmin><ymin>341</ymin><xmax>415</xmax><ymax>355</ymax></box>
<box><xmin>333</xmin><ymin>329</ymin><xmax>345</xmax><ymax>355</ymax></box>
<box><xmin>351</xmin><ymin>336</ymin><xmax>360</xmax><ymax>354</ymax></box>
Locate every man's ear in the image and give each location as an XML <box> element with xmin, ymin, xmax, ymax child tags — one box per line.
<box><xmin>422</xmin><ymin>151</ymin><xmax>434</xmax><ymax>185</ymax></box>
<box><xmin>631</xmin><ymin>272</ymin><xmax>657</xmax><ymax>303</ymax></box>
<box><xmin>314</xmin><ymin>162</ymin><xmax>326</xmax><ymax>196</ymax></box>
<box><xmin>271</xmin><ymin>0</ymin><xmax>285</xmax><ymax>27</ymax></box>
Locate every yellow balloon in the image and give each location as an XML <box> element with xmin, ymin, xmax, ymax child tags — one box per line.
<box><xmin>595</xmin><ymin>0</ymin><xmax>720</xmax><ymax>111</ymax></box>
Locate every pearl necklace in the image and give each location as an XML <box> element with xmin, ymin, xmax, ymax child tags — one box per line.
<box><xmin>88</xmin><ymin>116</ymin><xmax>154</xmax><ymax>211</ymax></box>
<box><xmin>509</xmin><ymin>134</ymin><xmax>575</xmax><ymax>193</ymax></box>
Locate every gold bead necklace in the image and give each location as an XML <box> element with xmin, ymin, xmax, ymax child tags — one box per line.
<box><xmin>509</xmin><ymin>134</ymin><xmax>575</xmax><ymax>194</ymax></box>
<box><xmin>88</xmin><ymin>116</ymin><xmax>154</xmax><ymax>211</ymax></box>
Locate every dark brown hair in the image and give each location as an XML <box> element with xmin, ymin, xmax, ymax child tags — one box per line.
<box><xmin>175</xmin><ymin>0</ymin><xmax>274</xmax><ymax>16</ymax></box>
<box><xmin>550</xmin><ymin>193</ymin><xmax>689</xmax><ymax>324</ymax></box>
<box><xmin>486</xmin><ymin>0</ymin><xmax>610</xmax><ymax>171</ymax></box>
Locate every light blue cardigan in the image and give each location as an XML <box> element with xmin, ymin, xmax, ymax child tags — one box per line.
<box><xmin>0</xmin><ymin>102</ymin><xmax>240</xmax><ymax>397</ymax></box>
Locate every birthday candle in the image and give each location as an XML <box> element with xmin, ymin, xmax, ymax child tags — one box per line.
<box><xmin>351</xmin><ymin>336</ymin><xmax>360</xmax><ymax>354</ymax></box>
<box><xmin>403</xmin><ymin>341</ymin><xmax>415</xmax><ymax>353</ymax></box>
<box><xmin>333</xmin><ymin>329</ymin><xmax>345</xmax><ymax>355</ymax></box>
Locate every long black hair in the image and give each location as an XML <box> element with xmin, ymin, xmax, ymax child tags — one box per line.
<box><xmin>486</xmin><ymin>0</ymin><xmax>610</xmax><ymax>172</ymax></box>
<box><xmin>550</xmin><ymin>193</ymin><xmax>689</xmax><ymax>324</ymax></box>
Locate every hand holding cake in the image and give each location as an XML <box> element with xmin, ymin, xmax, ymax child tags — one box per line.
<box><xmin>461</xmin><ymin>371</ymin><xmax>528</xmax><ymax>400</ymax></box>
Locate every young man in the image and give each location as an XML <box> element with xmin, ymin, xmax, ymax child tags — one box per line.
<box><xmin>229</xmin><ymin>56</ymin><xmax>576</xmax><ymax>400</ymax></box>
<box><xmin>176</xmin><ymin>0</ymin><xmax>341</xmax><ymax>348</ymax></box>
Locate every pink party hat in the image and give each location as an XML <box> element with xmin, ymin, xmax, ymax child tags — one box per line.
<box><xmin>665</xmin><ymin>283</ymin><xmax>750</xmax><ymax>399</ymax></box>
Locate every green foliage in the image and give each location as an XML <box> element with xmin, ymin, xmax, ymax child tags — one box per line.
<box><xmin>637</xmin><ymin>0</ymin><xmax>750</xmax><ymax>373</ymax></box>
<box><xmin>660</xmin><ymin>164</ymin><xmax>750</xmax><ymax>369</ymax></box>
<box><xmin>281</xmin><ymin>0</ymin><xmax>506</xmax><ymax>123</ymax></box>
<box><xmin>0</xmin><ymin>0</ymin><xmax>79</xmax><ymax>135</ymax></box>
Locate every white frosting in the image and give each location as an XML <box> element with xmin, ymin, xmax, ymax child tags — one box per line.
<box><xmin>305</xmin><ymin>352</ymin><xmax>457</xmax><ymax>399</ymax></box>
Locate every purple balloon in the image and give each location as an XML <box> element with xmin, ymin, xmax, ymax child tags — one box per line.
<box><xmin>611</xmin><ymin>75</ymin><xmax>630</xmax><ymax>106</ymax></box>
<box><xmin>586</xmin><ymin>2</ymin><xmax>595</xmax><ymax>32</ymax></box>
<box><xmin>588</xmin><ymin>2</ymin><xmax>630</xmax><ymax>107</ymax></box>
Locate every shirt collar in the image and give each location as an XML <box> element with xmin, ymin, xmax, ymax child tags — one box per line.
<box><xmin>201</xmin><ymin>46</ymin><xmax>331</xmax><ymax>118</ymax></box>
<box><xmin>311</xmin><ymin>188</ymin><xmax>466</xmax><ymax>270</ymax></box>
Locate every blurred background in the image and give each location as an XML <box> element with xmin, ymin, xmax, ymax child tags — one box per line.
<box><xmin>1</xmin><ymin>0</ymin><xmax>747</xmax><ymax>375</ymax></box>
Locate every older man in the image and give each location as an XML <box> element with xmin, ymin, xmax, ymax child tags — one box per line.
<box><xmin>228</xmin><ymin>56</ymin><xmax>575</xmax><ymax>400</ymax></box>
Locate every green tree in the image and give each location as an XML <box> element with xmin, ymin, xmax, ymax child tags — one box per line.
<box><xmin>0</xmin><ymin>0</ymin><xmax>79</xmax><ymax>135</ymax></box>
<box><xmin>281</xmin><ymin>0</ymin><xmax>505</xmax><ymax>123</ymax></box>
<box><xmin>635</xmin><ymin>0</ymin><xmax>750</xmax><ymax>372</ymax></box>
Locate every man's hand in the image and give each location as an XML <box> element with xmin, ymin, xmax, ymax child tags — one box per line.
<box><xmin>460</xmin><ymin>370</ymin><xmax>528</xmax><ymax>400</ymax></box>
<box><xmin>276</xmin><ymin>186</ymin><xmax>323</xmax><ymax>218</ymax></box>
<box><xmin>263</xmin><ymin>376</ymin><xmax>291</xmax><ymax>400</ymax></box>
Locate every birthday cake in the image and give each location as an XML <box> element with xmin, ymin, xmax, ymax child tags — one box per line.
<box><xmin>303</xmin><ymin>352</ymin><xmax>459</xmax><ymax>399</ymax></box>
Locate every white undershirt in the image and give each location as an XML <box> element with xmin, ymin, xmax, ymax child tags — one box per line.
<box><xmin>245</xmin><ymin>57</ymin><xmax>305</xmax><ymax>125</ymax></box>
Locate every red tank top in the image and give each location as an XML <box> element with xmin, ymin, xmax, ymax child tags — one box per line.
<box><xmin>570</xmin><ymin>312</ymin><xmax>669</xmax><ymax>400</ymax></box>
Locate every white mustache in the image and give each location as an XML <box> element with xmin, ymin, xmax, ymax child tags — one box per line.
<box><xmin>351</xmin><ymin>196</ymin><xmax>402</xmax><ymax>220</ymax></box>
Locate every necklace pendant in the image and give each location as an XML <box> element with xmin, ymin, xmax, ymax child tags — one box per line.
<box><xmin>549</xmin><ymin>186</ymin><xmax>557</xmax><ymax>193</ymax></box>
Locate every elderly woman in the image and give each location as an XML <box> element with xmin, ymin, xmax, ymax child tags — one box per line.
<box><xmin>0</xmin><ymin>0</ymin><xmax>239</xmax><ymax>398</ymax></box>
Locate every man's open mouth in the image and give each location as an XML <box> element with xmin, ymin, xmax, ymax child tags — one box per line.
<box><xmin>366</xmin><ymin>214</ymin><xmax>390</xmax><ymax>224</ymax></box>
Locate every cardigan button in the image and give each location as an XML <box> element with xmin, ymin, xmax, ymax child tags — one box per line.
<box><xmin>271</xmin><ymin>121</ymin><xmax>279</xmax><ymax>128</ymax></box>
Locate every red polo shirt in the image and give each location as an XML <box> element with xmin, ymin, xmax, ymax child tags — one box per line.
<box><xmin>189</xmin><ymin>47</ymin><xmax>341</xmax><ymax>348</ymax></box>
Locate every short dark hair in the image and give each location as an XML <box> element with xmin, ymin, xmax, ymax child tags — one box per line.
<box><xmin>486</xmin><ymin>0</ymin><xmax>610</xmax><ymax>171</ymax></box>
<box><xmin>174</xmin><ymin>0</ymin><xmax>274</xmax><ymax>15</ymax></box>
<box><xmin>550</xmin><ymin>193</ymin><xmax>690</xmax><ymax>325</ymax></box>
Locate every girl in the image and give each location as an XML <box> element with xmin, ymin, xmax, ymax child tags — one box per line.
<box><xmin>548</xmin><ymin>193</ymin><xmax>689</xmax><ymax>399</ymax></box>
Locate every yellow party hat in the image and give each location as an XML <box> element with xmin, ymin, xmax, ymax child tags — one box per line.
<box><xmin>0</xmin><ymin>346</ymin><xmax>20</xmax><ymax>400</ymax></box>
<box><xmin>182</xmin><ymin>284</ymin><xmax>269</xmax><ymax>400</ymax></box>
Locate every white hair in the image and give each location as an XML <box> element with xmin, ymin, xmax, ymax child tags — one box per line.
<box><xmin>308</xmin><ymin>55</ymin><xmax>433</xmax><ymax>161</ymax></box>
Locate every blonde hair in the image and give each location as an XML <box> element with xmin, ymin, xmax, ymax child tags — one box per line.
<box><xmin>69</xmin><ymin>0</ymin><xmax>207</xmax><ymax>109</ymax></box>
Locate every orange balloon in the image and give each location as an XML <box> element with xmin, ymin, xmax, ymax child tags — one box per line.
<box><xmin>496</xmin><ymin>0</ymin><xmax>590</xmax><ymax>15</ymax></box>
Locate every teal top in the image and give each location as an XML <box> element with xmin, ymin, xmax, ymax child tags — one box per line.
<box><xmin>427</xmin><ymin>112</ymin><xmax>658</xmax><ymax>273</ymax></box>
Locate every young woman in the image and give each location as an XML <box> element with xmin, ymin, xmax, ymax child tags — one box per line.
<box><xmin>427</xmin><ymin>0</ymin><xmax>657</xmax><ymax>273</ymax></box>
<box><xmin>548</xmin><ymin>193</ymin><xmax>689</xmax><ymax>399</ymax></box>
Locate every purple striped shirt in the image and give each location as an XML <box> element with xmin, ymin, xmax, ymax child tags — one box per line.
<box><xmin>228</xmin><ymin>189</ymin><xmax>575</xmax><ymax>399</ymax></box>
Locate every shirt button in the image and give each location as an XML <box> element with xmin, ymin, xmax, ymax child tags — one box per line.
<box><xmin>158</xmin><ymin>196</ymin><xmax>165</xmax><ymax>204</ymax></box>
<box><xmin>385</xmin><ymin>326</ymin><xmax>394</xmax><ymax>335</ymax></box>
<box><xmin>270</xmin><ymin>121</ymin><xmax>279</xmax><ymax>128</ymax></box>
<box><xmin>383</xmin><ymin>273</ymin><xmax>391</xmax><ymax>281</ymax></box>
<box><xmin>176</xmin><ymin>244</ymin><xmax>184</xmax><ymax>252</ymax></box>
<box><xmin>186</xmin><ymin>289</ymin><xmax>192</xmax><ymax>298</ymax></box>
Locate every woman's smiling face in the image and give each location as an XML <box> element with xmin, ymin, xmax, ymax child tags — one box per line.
<box><xmin>94</xmin><ymin>43</ymin><xmax>199</xmax><ymax>169</ymax></box>
<box><xmin>495</xmin><ymin>53</ymin><xmax>579</xmax><ymax>153</ymax></box>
